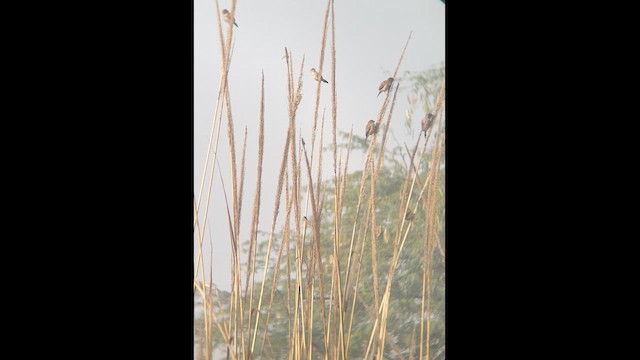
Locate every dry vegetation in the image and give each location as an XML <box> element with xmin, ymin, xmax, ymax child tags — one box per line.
<box><xmin>194</xmin><ymin>1</ymin><xmax>445</xmax><ymax>359</ymax></box>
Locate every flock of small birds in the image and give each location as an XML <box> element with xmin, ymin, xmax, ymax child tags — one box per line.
<box><xmin>311</xmin><ymin>69</ymin><xmax>435</xmax><ymax>142</ymax></box>
<box><xmin>310</xmin><ymin>65</ymin><xmax>436</xmax><ymax>143</ymax></box>
<box><xmin>220</xmin><ymin>9</ymin><xmax>435</xmax><ymax>146</ymax></box>
<box><xmin>221</xmin><ymin>6</ymin><xmax>432</xmax><ymax>230</ymax></box>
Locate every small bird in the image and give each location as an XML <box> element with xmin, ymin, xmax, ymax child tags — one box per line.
<box><xmin>377</xmin><ymin>77</ymin><xmax>394</xmax><ymax>97</ymax></box>
<box><xmin>405</xmin><ymin>209</ymin><xmax>414</xmax><ymax>221</ymax></box>
<box><xmin>421</xmin><ymin>112</ymin><xmax>435</xmax><ymax>138</ymax></box>
<box><xmin>310</xmin><ymin>68</ymin><xmax>328</xmax><ymax>84</ymax></box>
<box><xmin>365</xmin><ymin>120</ymin><xmax>377</xmax><ymax>140</ymax></box>
<box><xmin>221</xmin><ymin>9</ymin><xmax>238</xmax><ymax>27</ymax></box>
<box><xmin>303</xmin><ymin>216</ymin><xmax>314</xmax><ymax>228</ymax></box>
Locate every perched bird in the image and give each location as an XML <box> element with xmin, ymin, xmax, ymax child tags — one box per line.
<box><xmin>303</xmin><ymin>216</ymin><xmax>314</xmax><ymax>228</ymax></box>
<box><xmin>421</xmin><ymin>112</ymin><xmax>435</xmax><ymax>138</ymax></box>
<box><xmin>222</xmin><ymin>9</ymin><xmax>238</xmax><ymax>27</ymax></box>
<box><xmin>310</xmin><ymin>68</ymin><xmax>328</xmax><ymax>84</ymax></box>
<box><xmin>365</xmin><ymin>120</ymin><xmax>377</xmax><ymax>140</ymax></box>
<box><xmin>405</xmin><ymin>209</ymin><xmax>414</xmax><ymax>221</ymax></box>
<box><xmin>377</xmin><ymin>77</ymin><xmax>394</xmax><ymax>97</ymax></box>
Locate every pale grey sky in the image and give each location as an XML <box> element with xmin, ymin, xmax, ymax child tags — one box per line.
<box><xmin>195</xmin><ymin>0</ymin><xmax>444</xmax><ymax>291</ymax></box>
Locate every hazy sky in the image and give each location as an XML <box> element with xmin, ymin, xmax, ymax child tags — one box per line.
<box><xmin>195</xmin><ymin>0</ymin><xmax>445</xmax><ymax>291</ymax></box>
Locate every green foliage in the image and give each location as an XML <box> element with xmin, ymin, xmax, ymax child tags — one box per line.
<box><xmin>316</xmin><ymin>156</ymin><xmax>445</xmax><ymax>359</ymax></box>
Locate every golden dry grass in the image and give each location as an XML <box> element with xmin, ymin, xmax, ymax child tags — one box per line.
<box><xmin>194</xmin><ymin>1</ymin><xmax>445</xmax><ymax>359</ymax></box>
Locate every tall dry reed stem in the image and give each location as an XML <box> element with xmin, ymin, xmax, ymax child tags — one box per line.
<box><xmin>418</xmin><ymin>80</ymin><xmax>445</xmax><ymax>360</ymax></box>
<box><xmin>251</xmin><ymin>47</ymin><xmax>305</xmax><ymax>356</ymax></box>
<box><xmin>195</xmin><ymin>1</ymin><xmax>238</xmax><ymax>359</ymax></box>
<box><xmin>243</xmin><ymin>72</ymin><xmax>266</xmax><ymax>358</ymax></box>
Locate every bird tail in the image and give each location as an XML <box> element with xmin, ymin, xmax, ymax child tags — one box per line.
<box><xmin>322</xmin><ymin>78</ymin><xmax>328</xmax><ymax>83</ymax></box>
<box><xmin>377</xmin><ymin>91</ymin><xmax>381</xmax><ymax>97</ymax></box>
<box><xmin>234</xmin><ymin>22</ymin><xmax>239</xmax><ymax>27</ymax></box>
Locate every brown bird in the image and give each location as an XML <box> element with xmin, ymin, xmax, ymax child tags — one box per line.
<box><xmin>377</xmin><ymin>77</ymin><xmax>394</xmax><ymax>97</ymax></box>
<box><xmin>303</xmin><ymin>216</ymin><xmax>314</xmax><ymax>228</ymax></box>
<box><xmin>405</xmin><ymin>209</ymin><xmax>414</xmax><ymax>221</ymax></box>
<box><xmin>421</xmin><ymin>112</ymin><xmax>435</xmax><ymax>138</ymax></box>
<box><xmin>365</xmin><ymin>120</ymin><xmax>377</xmax><ymax>140</ymax></box>
<box><xmin>310</xmin><ymin>68</ymin><xmax>328</xmax><ymax>84</ymax></box>
<box><xmin>222</xmin><ymin>9</ymin><xmax>238</xmax><ymax>27</ymax></box>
